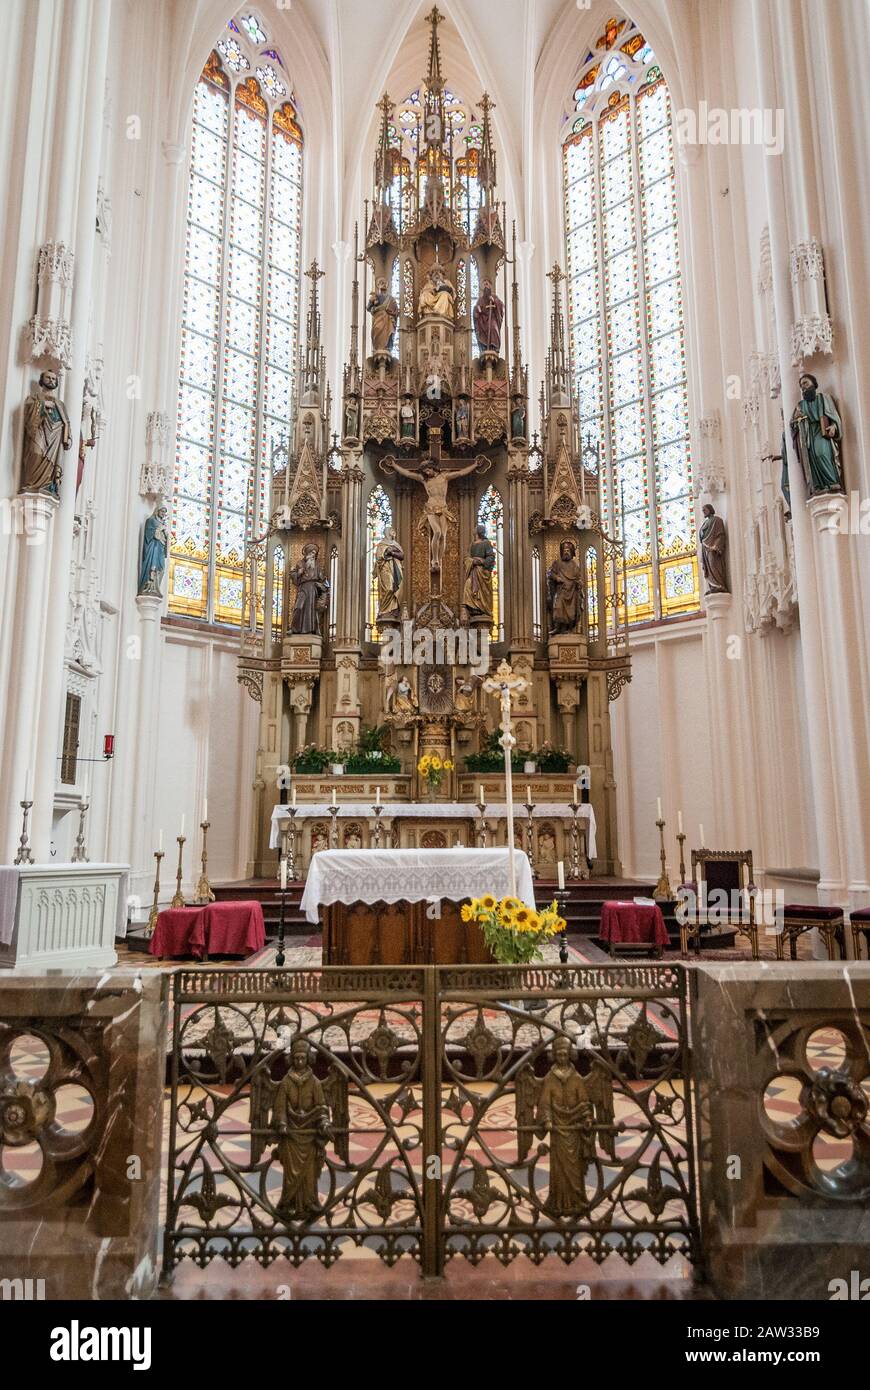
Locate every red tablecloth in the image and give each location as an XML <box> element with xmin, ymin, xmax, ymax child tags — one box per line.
<box><xmin>599</xmin><ymin>900</ymin><xmax>669</xmax><ymax>947</ymax></box>
<box><xmin>149</xmin><ymin>901</ymin><xmax>265</xmax><ymax>958</ymax></box>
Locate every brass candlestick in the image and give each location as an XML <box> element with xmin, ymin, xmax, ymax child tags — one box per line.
<box><xmin>280</xmin><ymin>806</ymin><xmax>299</xmax><ymax>880</ymax></box>
<box><xmin>524</xmin><ymin>800</ymin><xmax>537</xmax><ymax>878</ymax></box>
<box><xmin>555</xmin><ymin>887</ymin><xmax>570</xmax><ymax>965</ymax></box>
<box><xmin>147</xmin><ymin>850</ymin><xmax>164</xmax><ymax>936</ymax></box>
<box><xmin>676</xmin><ymin>830</ymin><xmax>687</xmax><ymax>886</ymax></box>
<box><xmin>371</xmin><ymin>804</ymin><xmax>384</xmax><ymax>849</ymax></box>
<box><xmin>194</xmin><ymin>820</ymin><xmax>215</xmax><ymax>904</ymax></box>
<box><xmin>328</xmin><ymin>804</ymin><xmax>339</xmax><ymax>848</ymax></box>
<box><xmin>14</xmin><ymin>801</ymin><xmax>34</xmax><ymax>865</ymax></box>
<box><xmin>70</xmin><ymin>798</ymin><xmax>90</xmax><ymax>863</ymax></box>
<box><xmin>653</xmin><ymin>818</ymin><xmax>673</xmax><ymax>901</ymax></box>
<box><xmin>476</xmin><ymin>799</ymin><xmax>487</xmax><ymax>848</ymax></box>
<box><xmin>171</xmin><ymin>835</ymin><xmax>187</xmax><ymax>908</ymax></box>
<box><xmin>567</xmin><ymin>801</ymin><xmax>581</xmax><ymax>881</ymax></box>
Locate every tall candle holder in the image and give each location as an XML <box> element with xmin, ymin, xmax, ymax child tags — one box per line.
<box><xmin>275</xmin><ymin>883</ymin><xmax>288</xmax><ymax>968</ymax></box>
<box><xmin>194</xmin><ymin>820</ymin><xmax>215</xmax><ymax>904</ymax></box>
<box><xmin>524</xmin><ymin>799</ymin><xmax>537</xmax><ymax>879</ymax></box>
<box><xmin>147</xmin><ymin>850</ymin><xmax>165</xmax><ymax>936</ymax></box>
<box><xmin>281</xmin><ymin>806</ymin><xmax>299</xmax><ymax>880</ymax></box>
<box><xmin>568</xmin><ymin>802</ymin><xmax>591</xmax><ymax>881</ymax></box>
<box><xmin>554</xmin><ymin>888</ymin><xmax>570</xmax><ymax>965</ymax></box>
<box><xmin>676</xmin><ymin>830</ymin><xmax>687</xmax><ymax>887</ymax></box>
<box><xmin>70</xmin><ymin>798</ymin><xmax>90</xmax><ymax>863</ymax></box>
<box><xmin>653</xmin><ymin>818</ymin><xmax>673</xmax><ymax>901</ymax></box>
<box><xmin>171</xmin><ymin>835</ymin><xmax>187</xmax><ymax>908</ymax></box>
<box><xmin>476</xmin><ymin>798</ymin><xmax>487</xmax><ymax>848</ymax></box>
<box><xmin>328</xmin><ymin>804</ymin><xmax>340</xmax><ymax>849</ymax></box>
<box><xmin>14</xmin><ymin>801</ymin><xmax>35</xmax><ymax>866</ymax></box>
<box><xmin>371</xmin><ymin>804</ymin><xmax>384</xmax><ymax>849</ymax></box>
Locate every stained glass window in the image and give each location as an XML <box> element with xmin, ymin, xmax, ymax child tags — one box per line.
<box><xmin>170</xmin><ymin>16</ymin><xmax>303</xmax><ymax>624</ymax></box>
<box><xmin>477</xmin><ymin>486</ymin><xmax>504</xmax><ymax>642</ymax></box>
<box><xmin>365</xmin><ymin>485</ymin><xmax>392</xmax><ymax>642</ymax></box>
<box><xmin>586</xmin><ymin>545</ymin><xmax>599</xmax><ymax>640</ymax></box>
<box><xmin>562</xmin><ymin>17</ymin><xmax>697</xmax><ymax>623</ymax></box>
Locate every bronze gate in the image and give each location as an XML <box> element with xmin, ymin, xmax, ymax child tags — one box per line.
<box><xmin>163</xmin><ymin>963</ymin><xmax>699</xmax><ymax>1279</ymax></box>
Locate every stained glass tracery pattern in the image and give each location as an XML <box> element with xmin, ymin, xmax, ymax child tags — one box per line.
<box><xmin>171</xmin><ymin>21</ymin><xmax>303</xmax><ymax>624</ymax></box>
<box><xmin>562</xmin><ymin>19</ymin><xmax>697</xmax><ymax>623</ymax></box>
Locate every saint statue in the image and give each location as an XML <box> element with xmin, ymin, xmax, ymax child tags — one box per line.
<box><xmin>399</xmin><ymin>397</ymin><xmax>416</xmax><ymax>440</ymax></box>
<box><xmin>344</xmin><ymin>395</ymin><xmax>359</xmax><ymax>442</ymax></box>
<box><xmin>461</xmin><ymin>523</ymin><xmax>496</xmax><ymax>627</ymax></box>
<box><xmin>375</xmin><ymin>526</ymin><xmax>404</xmax><ymax>625</ymax></box>
<box><xmin>511</xmin><ymin>398</ymin><xmax>527</xmax><ymax>441</ymax></box>
<box><xmin>534</xmin><ymin>1036</ymin><xmax>596</xmax><ymax>1216</ymax></box>
<box><xmin>698</xmin><ymin>503</ymin><xmax>729</xmax><ymax>594</ymax></box>
<box><xmin>455</xmin><ymin>397</ymin><xmax>470</xmax><ymax>441</ymax></box>
<box><xmin>21</xmin><ymin>370</ymin><xmax>72</xmax><ymax>494</ymax></box>
<box><xmin>389</xmin><ymin>457</ymin><xmax>480</xmax><ymax>576</ymax></box>
<box><xmin>790</xmin><ymin>373</ymin><xmax>844</xmax><ymax>497</ymax></box>
<box><xmin>454</xmin><ymin>675</ymin><xmax>479</xmax><ymax>715</ymax></box>
<box><xmin>367</xmin><ymin>276</ymin><xmax>398</xmax><ymax>355</ymax></box>
<box><xmin>547</xmin><ymin>540</ymin><xmax>584</xmax><ymax>634</ymax></box>
<box><xmin>418</xmin><ymin>263</ymin><xmax>455</xmax><ymax>320</ymax></box>
<box><xmin>272</xmin><ymin>1039</ymin><xmax>331</xmax><ymax>1219</ymax></box>
<box><xmin>386</xmin><ymin>673</ymin><xmax>418</xmax><ymax>714</ymax></box>
<box><xmin>138</xmin><ymin>504</ymin><xmax>169</xmax><ymax>597</ymax></box>
<box><xmin>290</xmin><ymin>543</ymin><xmax>329</xmax><ymax>635</ymax></box>
<box><xmin>473</xmin><ymin>279</ymin><xmax>505</xmax><ymax>355</ymax></box>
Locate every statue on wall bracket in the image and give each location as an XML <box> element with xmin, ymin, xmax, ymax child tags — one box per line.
<box><xmin>461</xmin><ymin>523</ymin><xmax>495</xmax><ymax>627</ymax></box>
<box><xmin>290</xmin><ymin>543</ymin><xmax>330</xmax><ymax>635</ymax></box>
<box><xmin>790</xmin><ymin>372</ymin><xmax>844</xmax><ymax>497</ymax></box>
<box><xmin>547</xmin><ymin>540</ymin><xmax>585</xmax><ymax>634</ymax></box>
<box><xmin>473</xmin><ymin>278</ymin><xmax>505</xmax><ymax>356</ymax></box>
<box><xmin>21</xmin><ymin>370</ymin><xmax>72</xmax><ymax>495</ymax></box>
<box><xmin>367</xmin><ymin>276</ymin><xmax>398</xmax><ymax>356</ymax></box>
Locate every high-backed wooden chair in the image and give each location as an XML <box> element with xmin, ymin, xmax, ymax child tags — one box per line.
<box><xmin>685</xmin><ymin>849</ymin><xmax>758</xmax><ymax>959</ymax></box>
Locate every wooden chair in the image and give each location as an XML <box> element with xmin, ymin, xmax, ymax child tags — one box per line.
<box><xmin>850</xmin><ymin>907</ymin><xmax>870</xmax><ymax>960</ymax></box>
<box><xmin>685</xmin><ymin>849</ymin><xmax>758</xmax><ymax>959</ymax></box>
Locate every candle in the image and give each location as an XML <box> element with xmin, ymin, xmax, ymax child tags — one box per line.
<box><xmin>203</xmin><ymin>797</ymin><xmax>208</xmax><ymax>823</ymax></box>
<box><xmin>158</xmin><ymin>828</ymin><xmax>163</xmax><ymax>852</ymax></box>
<box><xmin>331</xmin><ymin>788</ymin><xmax>336</xmax><ymax>807</ymax></box>
<box><xmin>375</xmin><ymin>786</ymin><xmax>381</xmax><ymax>807</ymax></box>
<box><xmin>699</xmin><ymin>824</ymin><xmax>705</xmax><ymax>845</ymax></box>
<box><xmin>657</xmin><ymin>796</ymin><xmax>662</xmax><ymax>820</ymax></box>
<box><xmin>479</xmin><ymin>784</ymin><xmax>485</xmax><ymax>805</ymax></box>
<box><xmin>24</xmin><ymin>767</ymin><xmax>31</xmax><ymax>803</ymax></box>
<box><xmin>557</xmin><ymin>860</ymin><xmax>565</xmax><ymax>890</ymax></box>
<box><xmin>291</xmin><ymin>785</ymin><xmax>297</xmax><ymax>808</ymax></box>
<box><xmin>526</xmin><ymin>785</ymin><xmax>532</xmax><ymax>807</ymax></box>
<box><xmin>280</xmin><ymin>856</ymin><xmax>287</xmax><ymax>891</ymax></box>
<box><xmin>678</xmin><ymin>810</ymin><xmax>683</xmax><ymax>833</ymax></box>
<box><xmin>180</xmin><ymin>814</ymin><xmax>185</xmax><ymax>838</ymax></box>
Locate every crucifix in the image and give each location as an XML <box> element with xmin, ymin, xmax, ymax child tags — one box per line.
<box><xmin>482</xmin><ymin>660</ymin><xmax>530</xmax><ymax>898</ymax></box>
<box><xmin>386</xmin><ymin>441</ymin><xmax>482</xmax><ymax>591</ymax></box>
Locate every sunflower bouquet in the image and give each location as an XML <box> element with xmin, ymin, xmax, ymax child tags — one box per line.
<box><xmin>417</xmin><ymin>752</ymin><xmax>454</xmax><ymax>790</ymax></box>
<box><xmin>461</xmin><ymin>894</ymin><xmax>566</xmax><ymax>965</ymax></box>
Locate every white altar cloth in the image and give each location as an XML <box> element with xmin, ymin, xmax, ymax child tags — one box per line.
<box><xmin>271</xmin><ymin>801</ymin><xmax>597</xmax><ymax>859</ymax></box>
<box><xmin>300</xmin><ymin>848</ymin><xmax>536</xmax><ymax>925</ymax></box>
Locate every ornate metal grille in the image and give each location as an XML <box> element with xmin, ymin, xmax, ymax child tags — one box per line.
<box><xmin>163</xmin><ymin>963</ymin><xmax>699</xmax><ymax>1279</ymax></box>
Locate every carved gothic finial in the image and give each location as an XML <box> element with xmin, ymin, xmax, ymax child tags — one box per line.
<box><xmin>426</xmin><ymin>6</ymin><xmax>445</xmax><ymax>88</ymax></box>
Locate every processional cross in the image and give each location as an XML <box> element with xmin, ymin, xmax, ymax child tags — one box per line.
<box><xmin>482</xmin><ymin>660</ymin><xmax>530</xmax><ymax>898</ymax></box>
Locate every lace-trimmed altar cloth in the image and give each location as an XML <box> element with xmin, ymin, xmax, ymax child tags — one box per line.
<box><xmin>300</xmin><ymin>848</ymin><xmax>536</xmax><ymax>925</ymax></box>
<box><xmin>271</xmin><ymin>802</ymin><xmax>597</xmax><ymax>859</ymax></box>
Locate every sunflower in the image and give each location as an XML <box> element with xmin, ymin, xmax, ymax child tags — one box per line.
<box><xmin>443</xmin><ymin>757</ymin><xmax>454</xmax><ymax>771</ymax></box>
<box><xmin>460</xmin><ymin>903</ymin><xmax>474</xmax><ymax>922</ymax></box>
<box><xmin>418</xmin><ymin>755</ymin><xmax>431</xmax><ymax>773</ymax></box>
<box><xmin>499</xmin><ymin>896</ymin><xmax>522</xmax><ymax>914</ymax></box>
<box><xmin>430</xmin><ymin>756</ymin><xmax>442</xmax><ymax>771</ymax></box>
<box><xmin>513</xmin><ymin>906</ymin><xmax>532</xmax><ymax>929</ymax></box>
<box><xmin>480</xmin><ymin>893</ymin><xmax>497</xmax><ymax>911</ymax></box>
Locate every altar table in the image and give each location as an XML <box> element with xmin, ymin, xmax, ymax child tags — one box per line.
<box><xmin>301</xmin><ymin>848</ymin><xmax>536</xmax><ymax>965</ymax></box>
<box><xmin>149</xmin><ymin>900</ymin><xmax>265</xmax><ymax>960</ymax></box>
<box><xmin>599</xmin><ymin>900</ymin><xmax>669</xmax><ymax>955</ymax></box>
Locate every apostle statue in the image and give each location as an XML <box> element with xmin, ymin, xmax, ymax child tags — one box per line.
<box><xmin>138</xmin><ymin>504</ymin><xmax>169</xmax><ymax>597</ymax></box>
<box><xmin>272</xmin><ymin>1038</ymin><xmax>330</xmax><ymax>1219</ymax></box>
<box><xmin>399</xmin><ymin>395</ymin><xmax>416</xmax><ymax>441</ymax></box>
<box><xmin>21</xmin><ymin>370</ymin><xmax>72</xmax><ymax>495</ymax></box>
<box><xmin>461</xmin><ymin>523</ymin><xmax>495</xmax><ymax>627</ymax></box>
<box><xmin>455</xmin><ymin>397</ymin><xmax>470</xmax><ymax>441</ymax></box>
<box><xmin>418</xmin><ymin>263</ymin><xmax>455</xmax><ymax>320</ymax></box>
<box><xmin>290</xmin><ymin>543</ymin><xmax>329</xmax><ymax>635</ymax></box>
<box><xmin>473</xmin><ymin>278</ymin><xmax>505</xmax><ymax>356</ymax></box>
<box><xmin>511</xmin><ymin>397</ymin><xmax>527</xmax><ymax>441</ymax></box>
<box><xmin>343</xmin><ymin>394</ymin><xmax>360</xmax><ymax>443</ymax></box>
<box><xmin>367</xmin><ymin>276</ymin><xmax>398</xmax><ymax>355</ymax></box>
<box><xmin>375</xmin><ymin>526</ymin><xmax>404</xmax><ymax>626</ymax></box>
<box><xmin>546</xmin><ymin>540</ymin><xmax>584</xmax><ymax>634</ymax></box>
<box><xmin>790</xmin><ymin>373</ymin><xmax>844</xmax><ymax>497</ymax></box>
<box><xmin>698</xmin><ymin>503</ymin><xmax>729</xmax><ymax>594</ymax></box>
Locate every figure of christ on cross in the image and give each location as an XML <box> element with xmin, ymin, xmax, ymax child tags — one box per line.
<box><xmin>389</xmin><ymin>456</ymin><xmax>482</xmax><ymax>578</ymax></box>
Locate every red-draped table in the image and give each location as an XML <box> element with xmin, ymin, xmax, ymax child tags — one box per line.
<box><xmin>599</xmin><ymin>900</ymin><xmax>669</xmax><ymax>956</ymax></box>
<box><xmin>149</xmin><ymin>901</ymin><xmax>265</xmax><ymax>959</ymax></box>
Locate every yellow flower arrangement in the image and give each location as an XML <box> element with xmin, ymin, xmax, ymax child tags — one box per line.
<box><xmin>461</xmin><ymin>891</ymin><xmax>565</xmax><ymax>963</ymax></box>
<box><xmin>418</xmin><ymin>751</ymin><xmax>451</xmax><ymax>791</ymax></box>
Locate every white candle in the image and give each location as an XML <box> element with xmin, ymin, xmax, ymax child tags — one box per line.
<box><xmin>479</xmin><ymin>784</ymin><xmax>485</xmax><ymax>805</ymax></box>
<box><xmin>291</xmin><ymin>785</ymin><xmax>297</xmax><ymax>807</ymax></box>
<box><xmin>280</xmin><ymin>856</ymin><xmax>287</xmax><ymax>890</ymax></box>
<box><xmin>557</xmin><ymin>860</ymin><xmax>565</xmax><ymax>890</ymax></box>
<box><xmin>24</xmin><ymin>767</ymin><xmax>31</xmax><ymax>803</ymax></box>
<box><xmin>657</xmin><ymin>796</ymin><xmax>662</xmax><ymax>820</ymax></box>
<box><xmin>526</xmin><ymin>784</ymin><xmax>532</xmax><ymax>807</ymax></box>
<box><xmin>375</xmin><ymin>785</ymin><xmax>381</xmax><ymax>807</ymax></box>
<box><xmin>331</xmin><ymin>788</ymin><xmax>336</xmax><ymax>807</ymax></box>
<box><xmin>158</xmin><ymin>828</ymin><xmax>163</xmax><ymax>852</ymax></box>
<box><xmin>678</xmin><ymin>810</ymin><xmax>683</xmax><ymax>833</ymax></box>
<box><xmin>203</xmin><ymin>796</ymin><xmax>208</xmax><ymax>822</ymax></box>
<box><xmin>699</xmin><ymin>824</ymin><xmax>705</xmax><ymax>845</ymax></box>
<box><xmin>180</xmin><ymin>814</ymin><xmax>185</xmax><ymax>837</ymax></box>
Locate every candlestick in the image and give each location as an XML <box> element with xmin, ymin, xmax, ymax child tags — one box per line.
<box><xmin>171</xmin><ymin>835</ymin><xmax>187</xmax><ymax>908</ymax></box>
<box><xmin>371</xmin><ymin>803</ymin><xmax>384</xmax><ymax>849</ymax></box>
<box><xmin>280</xmin><ymin>807</ymin><xmax>299</xmax><ymax>882</ymax></box>
<box><xmin>554</xmin><ymin>887</ymin><xmax>570</xmax><ymax>966</ymax></box>
<box><xmin>329</xmin><ymin>804</ymin><xmax>339</xmax><ymax>848</ymax></box>
<box><xmin>14</xmin><ymin>800</ymin><xmax>35</xmax><ymax>866</ymax></box>
<box><xmin>276</xmin><ymin>881</ymin><xmax>287</xmax><ymax>968</ymax></box>
<box><xmin>676</xmin><ymin>830</ymin><xmax>687</xmax><ymax>887</ymax></box>
<box><xmin>70</xmin><ymin>799</ymin><xmax>90</xmax><ymax>863</ymax></box>
<box><xmin>476</xmin><ymin>795</ymin><xmax>487</xmax><ymax>848</ymax></box>
<box><xmin>194</xmin><ymin>820</ymin><xmax>215</xmax><ymax>904</ymax></box>
<box><xmin>147</xmin><ymin>849</ymin><xmax>165</xmax><ymax>936</ymax></box>
<box><xmin>653</xmin><ymin>817</ymin><xmax>673</xmax><ymax>902</ymax></box>
<box><xmin>567</xmin><ymin>801</ymin><xmax>590</xmax><ymax>881</ymax></box>
<box><xmin>525</xmin><ymin>796</ymin><xmax>536</xmax><ymax>879</ymax></box>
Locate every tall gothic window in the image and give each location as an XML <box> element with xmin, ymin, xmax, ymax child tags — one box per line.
<box><xmin>477</xmin><ymin>486</ymin><xmax>504</xmax><ymax>642</ymax></box>
<box><xmin>170</xmin><ymin>13</ymin><xmax>303</xmax><ymax>624</ymax></box>
<box><xmin>365</xmin><ymin>485</ymin><xmax>392</xmax><ymax>642</ymax></box>
<box><xmin>562</xmin><ymin>16</ymin><xmax>697</xmax><ymax>624</ymax></box>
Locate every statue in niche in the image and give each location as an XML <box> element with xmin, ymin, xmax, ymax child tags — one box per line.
<box><xmin>385</xmin><ymin>673</ymin><xmax>418</xmax><ymax>715</ymax></box>
<box><xmin>343</xmin><ymin>395</ymin><xmax>359</xmax><ymax>442</ymax></box>
<box><xmin>21</xmin><ymin>370</ymin><xmax>72</xmax><ymax>495</ymax></box>
<box><xmin>455</xmin><ymin>397</ymin><xmax>470</xmax><ymax>441</ymax></box>
<box><xmin>789</xmin><ymin>373</ymin><xmax>844</xmax><ymax>497</ymax></box>
<box><xmin>311</xmin><ymin>825</ymin><xmax>329</xmax><ymax>855</ymax></box>
<box><xmin>547</xmin><ymin>540</ymin><xmax>585</xmax><ymax>634</ymax></box>
<box><xmin>290</xmin><ymin>543</ymin><xmax>329</xmax><ymax>635</ymax></box>
<box><xmin>375</xmin><ymin>526</ymin><xmax>404</xmax><ymax>625</ymax></box>
<box><xmin>537</xmin><ymin>826</ymin><xmax>557</xmax><ymax>866</ymax></box>
<box><xmin>698</xmin><ymin>504</ymin><xmax>729</xmax><ymax>594</ymax></box>
<box><xmin>343</xmin><ymin>825</ymin><xmax>363</xmax><ymax>849</ymax></box>
<box><xmin>367</xmin><ymin>276</ymin><xmax>398</xmax><ymax>355</ymax></box>
<box><xmin>511</xmin><ymin>398</ymin><xmax>527</xmax><ymax>441</ymax></box>
<box><xmin>516</xmin><ymin>1035</ymin><xmax>615</xmax><ymax>1216</ymax></box>
<box><xmin>453</xmin><ymin>675</ymin><xmax>480</xmax><ymax>715</ymax></box>
<box><xmin>138</xmin><ymin>504</ymin><xmax>169</xmax><ymax>597</ymax></box>
<box><xmin>461</xmin><ymin>523</ymin><xmax>496</xmax><ymax>627</ymax></box>
<box><xmin>418</xmin><ymin>262</ymin><xmax>455</xmax><ymax>320</ymax></box>
<box><xmin>473</xmin><ymin>278</ymin><xmax>505</xmax><ymax>355</ymax></box>
<box><xmin>399</xmin><ymin>396</ymin><xmax>416</xmax><ymax>441</ymax></box>
<box><xmin>389</xmin><ymin>457</ymin><xmax>481</xmax><ymax>576</ymax></box>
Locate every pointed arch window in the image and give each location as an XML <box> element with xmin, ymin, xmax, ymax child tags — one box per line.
<box><xmin>477</xmin><ymin>485</ymin><xmax>504</xmax><ymax>642</ymax></box>
<box><xmin>170</xmin><ymin>12</ymin><xmax>303</xmax><ymax>625</ymax></box>
<box><xmin>562</xmin><ymin>17</ymin><xmax>697</xmax><ymax>624</ymax></box>
<box><xmin>365</xmin><ymin>485</ymin><xmax>393</xmax><ymax>642</ymax></box>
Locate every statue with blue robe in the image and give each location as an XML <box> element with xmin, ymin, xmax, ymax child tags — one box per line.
<box><xmin>138</xmin><ymin>505</ymin><xmax>169</xmax><ymax>597</ymax></box>
<box><xmin>790</xmin><ymin>374</ymin><xmax>844</xmax><ymax>498</ymax></box>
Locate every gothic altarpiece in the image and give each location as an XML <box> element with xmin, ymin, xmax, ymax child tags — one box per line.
<box><xmin>238</xmin><ymin>9</ymin><xmax>631</xmax><ymax>876</ymax></box>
